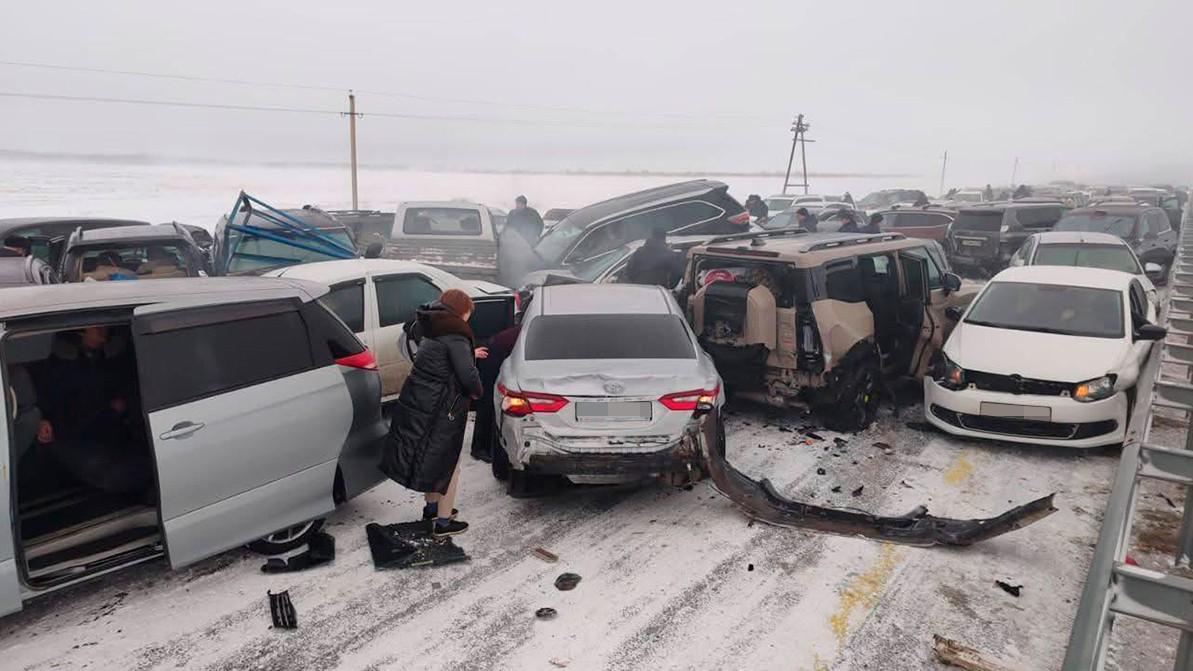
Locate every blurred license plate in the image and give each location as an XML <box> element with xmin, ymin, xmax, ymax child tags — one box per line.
<box><xmin>960</xmin><ymin>239</ymin><xmax>983</xmax><ymax>247</ymax></box>
<box><xmin>980</xmin><ymin>402</ymin><xmax>1051</xmax><ymax>421</ymax></box>
<box><xmin>575</xmin><ymin>401</ymin><xmax>652</xmax><ymax>421</ymax></box>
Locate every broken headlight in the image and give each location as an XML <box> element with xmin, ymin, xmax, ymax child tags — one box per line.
<box><xmin>1073</xmin><ymin>374</ymin><xmax>1116</xmax><ymax>403</ymax></box>
<box><xmin>936</xmin><ymin>353</ymin><xmax>966</xmax><ymax>390</ymax></box>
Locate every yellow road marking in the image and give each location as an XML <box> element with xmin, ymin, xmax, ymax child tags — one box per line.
<box><xmin>943</xmin><ymin>452</ymin><xmax>974</xmax><ymax>486</ymax></box>
<box><xmin>827</xmin><ymin>543</ymin><xmax>906</xmax><ymax>652</ymax></box>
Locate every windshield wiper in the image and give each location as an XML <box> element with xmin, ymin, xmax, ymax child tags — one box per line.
<box><xmin>965</xmin><ymin>320</ymin><xmax>1085</xmax><ymax>336</ymax></box>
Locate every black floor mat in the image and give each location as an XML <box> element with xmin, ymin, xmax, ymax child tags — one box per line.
<box><xmin>365</xmin><ymin>522</ymin><xmax>469</xmax><ymax>569</ymax></box>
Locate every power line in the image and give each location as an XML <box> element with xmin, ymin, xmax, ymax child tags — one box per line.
<box><xmin>0</xmin><ymin>91</ymin><xmax>340</xmax><ymax>115</ymax></box>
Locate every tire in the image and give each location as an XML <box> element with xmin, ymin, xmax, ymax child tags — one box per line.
<box><xmin>824</xmin><ymin>361</ymin><xmax>880</xmax><ymax>432</ymax></box>
<box><xmin>247</xmin><ymin>518</ymin><xmax>325</xmax><ymax>555</ymax></box>
<box><xmin>491</xmin><ymin>423</ymin><xmax>510</xmax><ymax>481</ymax></box>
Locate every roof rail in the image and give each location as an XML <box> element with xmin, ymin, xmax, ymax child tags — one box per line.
<box><xmin>803</xmin><ymin>233</ymin><xmax>905</xmax><ymax>252</ymax></box>
<box><xmin>703</xmin><ymin>228</ymin><xmax>809</xmax><ymax>246</ymax></box>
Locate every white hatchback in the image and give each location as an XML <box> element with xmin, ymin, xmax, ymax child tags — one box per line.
<box><xmin>924</xmin><ymin>266</ymin><xmax>1166</xmax><ymax>448</ymax></box>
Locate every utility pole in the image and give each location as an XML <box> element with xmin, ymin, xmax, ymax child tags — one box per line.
<box><xmin>782</xmin><ymin>114</ymin><xmax>813</xmax><ymax>195</ymax></box>
<box><xmin>1010</xmin><ymin>156</ymin><xmax>1019</xmax><ymax>189</ymax></box>
<box><xmin>343</xmin><ymin>91</ymin><xmax>361</xmax><ymax>209</ymax></box>
<box><xmin>939</xmin><ymin>150</ymin><xmax>948</xmax><ymax>196</ymax></box>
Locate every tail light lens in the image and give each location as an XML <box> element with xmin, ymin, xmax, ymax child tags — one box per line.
<box><xmin>498</xmin><ymin>384</ymin><xmax>569</xmax><ymax>416</ymax></box>
<box><xmin>728</xmin><ymin>212</ymin><xmax>750</xmax><ymax>227</ymax></box>
<box><xmin>335</xmin><ymin>349</ymin><xmax>378</xmax><ymax>370</ymax></box>
<box><xmin>659</xmin><ymin>387</ymin><xmax>720</xmax><ymax>411</ymax></box>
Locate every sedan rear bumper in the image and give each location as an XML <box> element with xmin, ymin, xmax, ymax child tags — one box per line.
<box><xmin>502</xmin><ymin>421</ymin><xmax>705</xmax><ymax>477</ymax></box>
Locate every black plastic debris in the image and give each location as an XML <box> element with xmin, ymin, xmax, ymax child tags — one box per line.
<box><xmin>747</xmin><ymin>563</ymin><xmax>755</xmax><ymax>572</ymax></box>
<box><xmin>554</xmin><ymin>573</ymin><xmax>582</xmax><ymax>591</ymax></box>
<box><xmin>805</xmin><ymin>431</ymin><xmax>825</xmax><ymax>441</ymax></box>
<box><xmin>777</xmin><ymin>426</ymin><xmax>793</xmax><ymax>433</ymax></box>
<box><xmin>995</xmin><ymin>580</ymin><xmax>1022</xmax><ymax>597</ymax></box>
<box><xmin>268</xmin><ymin>590</ymin><xmax>297</xmax><ymax>629</ymax></box>
<box><xmin>261</xmin><ymin>532</ymin><xmax>336</xmax><ymax>574</ymax></box>
<box><xmin>834</xmin><ymin>437</ymin><xmax>848</xmax><ymax>446</ymax></box>
<box><xmin>851</xmin><ymin>486</ymin><xmax>864</xmax><ymax>497</ymax></box>
<box><xmin>831</xmin><ymin>486</ymin><xmax>842</xmax><ymax>493</ymax></box>
<box><xmin>816</xmin><ymin>467</ymin><xmax>826</xmax><ymax>475</ymax></box>
<box><xmin>366</xmin><ymin>522</ymin><xmax>469</xmax><ymax>570</ymax></box>
<box><xmin>536</xmin><ymin>607</ymin><xmax>558</xmax><ymax>620</ymax></box>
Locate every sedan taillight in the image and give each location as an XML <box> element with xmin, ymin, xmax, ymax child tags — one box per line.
<box><xmin>659</xmin><ymin>387</ymin><xmax>720</xmax><ymax>412</ymax></box>
<box><xmin>499</xmin><ymin>384</ymin><xmax>569</xmax><ymax>417</ymax></box>
<box><xmin>335</xmin><ymin>349</ymin><xmax>378</xmax><ymax>370</ymax></box>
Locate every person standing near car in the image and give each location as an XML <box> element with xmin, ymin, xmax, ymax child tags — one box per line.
<box><xmin>862</xmin><ymin>213</ymin><xmax>883</xmax><ymax>234</ymax></box>
<box><xmin>506</xmin><ymin>195</ymin><xmax>544</xmax><ymax>246</ymax></box>
<box><xmin>838</xmin><ymin>211</ymin><xmax>860</xmax><ymax>233</ymax></box>
<box><xmin>744</xmin><ymin>194</ymin><xmax>768</xmax><ymax>220</ymax></box>
<box><xmin>382</xmin><ymin>289</ymin><xmax>486</xmax><ymax>538</ymax></box>
<box><xmin>626</xmin><ymin>228</ymin><xmax>683</xmax><ymax>288</ymax></box>
<box><xmin>795</xmin><ymin>207</ymin><xmax>818</xmax><ymax>232</ymax></box>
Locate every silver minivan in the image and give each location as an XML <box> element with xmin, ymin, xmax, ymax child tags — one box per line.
<box><xmin>0</xmin><ymin>278</ymin><xmax>388</xmax><ymax>616</ymax></box>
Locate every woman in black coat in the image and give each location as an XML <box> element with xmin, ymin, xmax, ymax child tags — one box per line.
<box><xmin>381</xmin><ymin>289</ymin><xmax>485</xmax><ymax>538</ymax></box>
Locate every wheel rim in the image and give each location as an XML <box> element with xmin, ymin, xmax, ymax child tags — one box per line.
<box><xmin>263</xmin><ymin>521</ymin><xmax>315</xmax><ymax>545</ymax></box>
<box><xmin>853</xmin><ymin>369</ymin><xmax>878</xmax><ymax>425</ymax></box>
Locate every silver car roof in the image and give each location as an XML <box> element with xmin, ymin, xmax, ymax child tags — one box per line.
<box><xmin>0</xmin><ymin>277</ymin><xmax>328</xmax><ymax>321</ymax></box>
<box><xmin>537</xmin><ymin>284</ymin><xmax>676</xmax><ymax>316</ymax></box>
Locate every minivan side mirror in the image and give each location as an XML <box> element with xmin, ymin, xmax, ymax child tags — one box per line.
<box><xmin>1136</xmin><ymin>323</ymin><xmax>1167</xmax><ymax>341</ymax></box>
<box><xmin>944</xmin><ymin>306</ymin><xmax>964</xmax><ymax>322</ymax></box>
<box><xmin>942</xmin><ymin>272</ymin><xmax>962</xmax><ymax>294</ymax></box>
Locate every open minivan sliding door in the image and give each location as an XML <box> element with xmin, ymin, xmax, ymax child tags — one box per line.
<box><xmin>896</xmin><ymin>251</ymin><xmax>935</xmax><ymax>377</ymax></box>
<box><xmin>132</xmin><ymin>299</ymin><xmax>353</xmax><ymax>568</ymax></box>
<box><xmin>0</xmin><ymin>328</ymin><xmax>25</xmax><ymax>615</ymax></box>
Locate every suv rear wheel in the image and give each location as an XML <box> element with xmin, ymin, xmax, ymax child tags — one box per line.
<box><xmin>824</xmin><ymin>361</ymin><xmax>880</xmax><ymax>432</ymax></box>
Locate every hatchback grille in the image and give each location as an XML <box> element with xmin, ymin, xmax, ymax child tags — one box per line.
<box><xmin>930</xmin><ymin>405</ymin><xmax>1117</xmax><ymax>440</ymax></box>
<box><xmin>966</xmin><ymin>370</ymin><xmax>1073</xmax><ymax>397</ymax></box>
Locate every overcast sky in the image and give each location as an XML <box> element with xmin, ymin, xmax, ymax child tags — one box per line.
<box><xmin>1</xmin><ymin>0</ymin><xmax>1190</xmax><ymax>187</ymax></box>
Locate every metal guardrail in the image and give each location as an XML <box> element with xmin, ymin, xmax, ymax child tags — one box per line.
<box><xmin>1064</xmin><ymin>194</ymin><xmax>1193</xmax><ymax>670</ymax></box>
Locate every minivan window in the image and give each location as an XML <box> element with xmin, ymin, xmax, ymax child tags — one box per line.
<box><xmin>139</xmin><ymin>310</ymin><xmax>315</xmax><ymax>409</ymax></box>
<box><xmin>1032</xmin><ymin>243</ymin><xmax>1142</xmax><ymax>274</ymax></box>
<box><xmin>402</xmin><ymin>207</ymin><xmax>483</xmax><ymax>236</ymax></box>
<box><xmin>320</xmin><ymin>282</ymin><xmax>365</xmax><ymax>332</ymax></box>
<box><xmin>964</xmin><ymin>281</ymin><xmax>1124</xmax><ymax>339</ymax></box>
<box><xmin>953</xmin><ymin>211</ymin><xmax>1004</xmax><ymax>231</ymax></box>
<box><xmin>1053</xmin><ymin>212</ymin><xmax>1138</xmax><ymax>238</ymax></box>
<box><xmin>375</xmin><ymin>274</ymin><xmax>442</xmax><ymax>328</ymax></box>
<box><xmin>525</xmin><ymin>314</ymin><xmax>695</xmax><ymax>360</ymax></box>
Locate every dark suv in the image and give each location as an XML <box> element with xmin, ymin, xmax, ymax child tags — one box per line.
<box><xmin>60</xmin><ymin>224</ymin><xmax>209</xmax><ymax>282</ymax></box>
<box><xmin>532</xmin><ymin>180</ymin><xmax>749</xmax><ymax>268</ymax></box>
<box><xmin>948</xmin><ymin>202</ymin><xmax>1067</xmax><ymax>275</ymax></box>
<box><xmin>1052</xmin><ymin>204</ymin><xmax>1177</xmax><ymax>278</ymax></box>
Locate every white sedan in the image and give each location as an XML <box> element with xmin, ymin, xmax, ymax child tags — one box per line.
<box><xmin>924</xmin><ymin>265</ymin><xmax>1166</xmax><ymax>448</ymax></box>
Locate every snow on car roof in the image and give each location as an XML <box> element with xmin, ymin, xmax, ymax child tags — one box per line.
<box><xmin>1033</xmin><ymin>231</ymin><xmax>1128</xmax><ymax>246</ymax></box>
<box><xmin>539</xmin><ymin>284</ymin><xmax>674</xmax><ymax>316</ymax></box>
<box><xmin>990</xmin><ymin>265</ymin><xmax>1136</xmax><ymax>290</ymax></box>
<box><xmin>268</xmin><ymin>258</ymin><xmax>447</xmax><ymax>284</ymax></box>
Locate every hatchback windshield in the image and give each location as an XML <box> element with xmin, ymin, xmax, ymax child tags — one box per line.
<box><xmin>1033</xmin><ymin>243</ymin><xmax>1141</xmax><ymax>274</ymax></box>
<box><xmin>964</xmin><ymin>281</ymin><xmax>1124</xmax><ymax>339</ymax></box>
<box><xmin>534</xmin><ymin>218</ymin><xmax>585</xmax><ymax>264</ymax></box>
<box><xmin>1053</xmin><ymin>213</ymin><xmax>1137</xmax><ymax>238</ymax></box>
<box><xmin>525</xmin><ymin>314</ymin><xmax>695</xmax><ymax>359</ymax></box>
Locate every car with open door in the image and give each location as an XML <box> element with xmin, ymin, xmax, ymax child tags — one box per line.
<box><xmin>677</xmin><ymin>231</ymin><xmax>977</xmax><ymax>430</ymax></box>
<box><xmin>0</xmin><ymin>277</ymin><xmax>387</xmax><ymax>616</ymax></box>
<box><xmin>266</xmin><ymin>259</ymin><xmax>515</xmax><ymax>405</ymax></box>
<box><xmin>0</xmin><ymin>251</ymin><xmax>58</xmax><ymax>288</ymax></box>
<box><xmin>0</xmin><ymin>217</ymin><xmax>148</xmax><ymax>270</ymax></box>
<box><xmin>492</xmin><ymin>284</ymin><xmax>724</xmax><ymax>496</ymax></box>
<box><xmin>925</xmin><ymin>266</ymin><xmax>1164</xmax><ymax>448</ymax></box>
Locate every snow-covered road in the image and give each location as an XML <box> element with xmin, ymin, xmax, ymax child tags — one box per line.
<box><xmin>0</xmin><ymin>406</ymin><xmax>1119</xmax><ymax>670</ymax></box>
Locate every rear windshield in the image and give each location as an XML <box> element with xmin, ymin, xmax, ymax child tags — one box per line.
<box><xmin>73</xmin><ymin>243</ymin><xmax>192</xmax><ymax>281</ymax></box>
<box><xmin>525</xmin><ymin>314</ymin><xmax>695</xmax><ymax>360</ymax></box>
<box><xmin>402</xmin><ymin>207</ymin><xmax>483</xmax><ymax>236</ymax></box>
<box><xmin>964</xmin><ymin>281</ymin><xmax>1124</xmax><ymax>339</ymax></box>
<box><xmin>227</xmin><ymin>230</ymin><xmax>355</xmax><ymax>274</ymax></box>
<box><xmin>1053</xmin><ymin>212</ymin><xmax>1138</xmax><ymax>238</ymax></box>
<box><xmin>1033</xmin><ymin>243</ymin><xmax>1141</xmax><ymax>274</ymax></box>
<box><xmin>953</xmin><ymin>211</ymin><xmax>1005</xmax><ymax>231</ymax></box>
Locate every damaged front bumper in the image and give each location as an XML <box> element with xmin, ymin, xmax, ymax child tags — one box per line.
<box><xmin>698</xmin><ymin>411</ymin><xmax>1056</xmax><ymax>547</ymax></box>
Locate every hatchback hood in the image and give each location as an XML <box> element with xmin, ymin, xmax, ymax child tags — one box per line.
<box><xmin>512</xmin><ymin>359</ymin><xmax>712</xmax><ymax>397</ymax></box>
<box><xmin>946</xmin><ymin>322</ymin><xmax>1130</xmax><ymax>382</ymax></box>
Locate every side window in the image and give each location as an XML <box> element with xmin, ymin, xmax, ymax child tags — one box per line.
<box><xmin>1149</xmin><ymin>211</ymin><xmax>1171</xmax><ymax>235</ymax></box>
<box><xmin>824</xmin><ymin>259</ymin><xmax>864</xmax><ymax>303</ymax></box>
<box><xmin>319</xmin><ymin>281</ymin><xmax>365</xmax><ymax>333</ymax></box>
<box><xmin>570</xmin><ymin>219</ymin><xmax>630</xmax><ymax>260</ymax></box>
<box><xmin>1128</xmin><ymin>282</ymin><xmax>1146</xmax><ymax>322</ymax></box>
<box><xmin>669</xmin><ymin>201</ymin><xmax>726</xmax><ymax>233</ymax></box>
<box><xmin>901</xmin><ymin>254</ymin><xmax>927</xmax><ymax>298</ymax></box>
<box><xmin>375</xmin><ymin>274</ymin><xmax>442</xmax><ymax>328</ymax></box>
<box><xmin>902</xmin><ymin>246</ymin><xmax>942</xmax><ymax>289</ymax></box>
<box><xmin>301</xmin><ymin>301</ymin><xmax>366</xmax><ymax>364</ymax></box>
<box><xmin>138</xmin><ymin>308</ymin><xmax>314</xmax><ymax>410</ymax></box>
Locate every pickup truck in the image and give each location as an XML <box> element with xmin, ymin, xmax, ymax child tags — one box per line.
<box><xmin>379</xmin><ymin>201</ymin><xmax>507</xmax><ymax>283</ymax></box>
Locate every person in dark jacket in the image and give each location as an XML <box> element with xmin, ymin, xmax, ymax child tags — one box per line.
<box><xmin>469</xmin><ymin>318</ymin><xmax>524</xmax><ymax>462</ymax></box>
<box><xmin>744</xmin><ymin>194</ymin><xmax>768</xmax><ymax>220</ymax></box>
<box><xmin>795</xmin><ymin>207</ymin><xmax>818</xmax><ymax>232</ymax></box>
<box><xmin>842</xmin><ymin>191</ymin><xmax>854</xmax><ymax>206</ymax></box>
<box><xmin>506</xmin><ymin>195</ymin><xmax>544</xmax><ymax>246</ymax></box>
<box><xmin>838</xmin><ymin>211</ymin><xmax>860</xmax><ymax>233</ymax></box>
<box><xmin>382</xmin><ymin>289</ymin><xmax>485</xmax><ymax>538</ymax></box>
<box><xmin>861</xmin><ymin>212</ymin><xmax>883</xmax><ymax>234</ymax></box>
<box><xmin>625</xmin><ymin>228</ymin><xmax>683</xmax><ymax>288</ymax></box>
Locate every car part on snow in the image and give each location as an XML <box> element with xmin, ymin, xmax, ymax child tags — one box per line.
<box><xmin>554</xmin><ymin>573</ymin><xmax>582</xmax><ymax>591</ymax></box>
<box><xmin>365</xmin><ymin>522</ymin><xmax>470</xmax><ymax>569</ymax></box>
<box><xmin>268</xmin><ymin>590</ymin><xmax>298</xmax><ymax>630</ymax></box>
<box><xmin>932</xmin><ymin>635</ymin><xmax>1012</xmax><ymax>671</ymax></box>
<box><xmin>535</xmin><ymin>607</ymin><xmax>558</xmax><ymax>620</ymax></box>
<box><xmin>994</xmin><ymin>580</ymin><xmax>1022</xmax><ymax>597</ymax></box>
<box><xmin>260</xmin><ymin>532</ymin><xmax>336</xmax><ymax>574</ymax></box>
<box><xmin>533</xmin><ymin>547</ymin><xmax>559</xmax><ymax>563</ymax></box>
<box><xmin>699</xmin><ymin>411</ymin><xmax>1057</xmax><ymax>547</ymax></box>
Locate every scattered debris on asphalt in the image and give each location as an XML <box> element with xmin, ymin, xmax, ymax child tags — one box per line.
<box><xmin>747</xmin><ymin>563</ymin><xmax>754</xmax><ymax>572</ymax></box>
<box><xmin>995</xmin><ymin>580</ymin><xmax>1023</xmax><ymax>597</ymax></box>
<box><xmin>549</xmin><ymin>658</ymin><xmax>570</xmax><ymax>668</ymax></box>
<box><xmin>805</xmin><ymin>431</ymin><xmax>824</xmax><ymax>441</ymax></box>
<box><xmin>816</xmin><ymin>467</ymin><xmax>826</xmax><ymax>475</ymax></box>
<box><xmin>535</xmin><ymin>607</ymin><xmax>558</xmax><ymax>620</ymax></box>
<box><xmin>932</xmin><ymin>634</ymin><xmax>1012</xmax><ymax>671</ymax></box>
<box><xmin>851</xmin><ymin>486</ymin><xmax>865</xmax><ymax>497</ymax></box>
<box><xmin>261</xmin><ymin>532</ymin><xmax>336</xmax><ymax>574</ymax></box>
<box><xmin>831</xmin><ymin>486</ymin><xmax>842</xmax><ymax>493</ymax></box>
<box><xmin>1161</xmin><ymin>493</ymin><xmax>1177</xmax><ymax>508</ymax></box>
<box><xmin>555</xmin><ymin>573</ymin><xmax>582</xmax><ymax>591</ymax></box>
<box><xmin>267</xmin><ymin>590</ymin><xmax>298</xmax><ymax>630</ymax></box>
<box><xmin>533</xmin><ymin>547</ymin><xmax>559</xmax><ymax>563</ymax></box>
<box><xmin>834</xmin><ymin>437</ymin><xmax>848</xmax><ymax>447</ymax></box>
<box><xmin>365</xmin><ymin>522</ymin><xmax>469</xmax><ymax>569</ymax></box>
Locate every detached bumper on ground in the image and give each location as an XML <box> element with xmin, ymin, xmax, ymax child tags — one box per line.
<box><xmin>923</xmin><ymin>378</ymin><xmax>1126</xmax><ymax>448</ymax></box>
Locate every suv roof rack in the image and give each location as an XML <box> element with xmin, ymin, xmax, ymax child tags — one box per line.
<box><xmin>703</xmin><ymin>228</ymin><xmax>809</xmax><ymax>246</ymax></box>
<box><xmin>802</xmin><ymin>232</ymin><xmax>905</xmax><ymax>252</ymax></box>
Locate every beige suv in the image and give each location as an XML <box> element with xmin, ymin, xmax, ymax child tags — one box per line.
<box><xmin>679</xmin><ymin>230</ymin><xmax>976</xmax><ymax>430</ymax></box>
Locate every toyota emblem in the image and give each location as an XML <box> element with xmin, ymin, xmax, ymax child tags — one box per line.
<box><xmin>604</xmin><ymin>382</ymin><xmax>625</xmax><ymax>395</ymax></box>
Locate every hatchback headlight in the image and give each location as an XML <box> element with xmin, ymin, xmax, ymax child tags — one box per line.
<box><xmin>936</xmin><ymin>354</ymin><xmax>966</xmax><ymax>390</ymax></box>
<box><xmin>1073</xmin><ymin>375</ymin><xmax>1116</xmax><ymax>403</ymax></box>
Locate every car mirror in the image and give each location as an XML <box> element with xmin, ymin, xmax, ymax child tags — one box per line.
<box><xmin>942</xmin><ymin>272</ymin><xmax>962</xmax><ymax>294</ymax></box>
<box><xmin>944</xmin><ymin>306</ymin><xmax>964</xmax><ymax>322</ymax></box>
<box><xmin>1145</xmin><ymin>262</ymin><xmax>1164</xmax><ymax>280</ymax></box>
<box><xmin>1135</xmin><ymin>323</ymin><xmax>1167</xmax><ymax>341</ymax></box>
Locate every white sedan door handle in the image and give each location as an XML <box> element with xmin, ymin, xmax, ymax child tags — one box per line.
<box><xmin>160</xmin><ymin>421</ymin><xmax>206</xmax><ymax>440</ymax></box>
